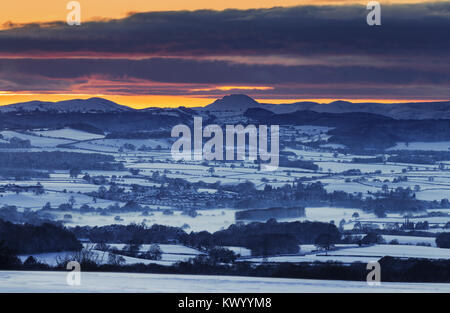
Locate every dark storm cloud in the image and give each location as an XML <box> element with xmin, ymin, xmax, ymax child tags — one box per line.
<box><xmin>0</xmin><ymin>57</ymin><xmax>448</xmax><ymax>85</ymax></box>
<box><xmin>0</xmin><ymin>3</ymin><xmax>449</xmax><ymax>57</ymax></box>
<box><xmin>0</xmin><ymin>57</ymin><xmax>449</xmax><ymax>100</ymax></box>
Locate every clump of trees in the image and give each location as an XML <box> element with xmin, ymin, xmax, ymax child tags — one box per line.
<box><xmin>142</xmin><ymin>244</ymin><xmax>163</xmax><ymax>260</ymax></box>
<box><xmin>0</xmin><ymin>219</ymin><xmax>82</xmax><ymax>254</ymax></box>
<box><xmin>0</xmin><ymin>240</ymin><xmax>21</xmax><ymax>269</ymax></box>
<box><xmin>359</xmin><ymin>232</ymin><xmax>385</xmax><ymax>245</ymax></box>
<box><xmin>247</xmin><ymin>234</ymin><xmax>300</xmax><ymax>256</ymax></box>
<box><xmin>0</xmin><ymin>151</ymin><xmax>124</xmax><ymax>171</ymax></box>
<box><xmin>207</xmin><ymin>247</ymin><xmax>238</xmax><ymax>264</ymax></box>
<box><xmin>315</xmin><ymin>233</ymin><xmax>337</xmax><ymax>252</ymax></box>
<box><xmin>181</xmin><ymin>219</ymin><xmax>341</xmax><ymax>255</ymax></box>
<box><xmin>436</xmin><ymin>233</ymin><xmax>450</xmax><ymax>248</ymax></box>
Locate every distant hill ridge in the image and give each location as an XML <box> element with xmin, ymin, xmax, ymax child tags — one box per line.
<box><xmin>1</xmin><ymin>94</ymin><xmax>449</xmax><ymax>119</ymax></box>
<box><xmin>0</xmin><ymin>97</ymin><xmax>133</xmax><ymax>113</ymax></box>
<box><xmin>203</xmin><ymin>94</ymin><xmax>450</xmax><ymax>120</ymax></box>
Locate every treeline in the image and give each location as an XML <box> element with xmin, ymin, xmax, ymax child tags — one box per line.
<box><xmin>106</xmin><ymin>130</ymin><xmax>171</xmax><ymax>139</ymax></box>
<box><xmin>376</xmin><ymin>256</ymin><xmax>450</xmax><ymax>282</ymax></box>
<box><xmin>179</xmin><ymin>256</ymin><xmax>450</xmax><ymax>283</ymax></box>
<box><xmin>71</xmin><ymin>219</ymin><xmax>341</xmax><ymax>256</ymax></box>
<box><xmin>0</xmin><ymin>219</ymin><xmax>82</xmax><ymax>254</ymax></box>
<box><xmin>0</xmin><ymin>151</ymin><xmax>124</xmax><ymax>170</ymax></box>
<box><xmin>67</xmin><ymin>123</ymin><xmax>104</xmax><ymax>135</ymax></box>
<box><xmin>387</xmin><ymin>151</ymin><xmax>450</xmax><ymax>165</ymax></box>
<box><xmin>352</xmin><ymin>157</ymin><xmax>383</xmax><ymax>163</ymax></box>
<box><xmin>345</xmin><ymin>228</ymin><xmax>436</xmax><ymax>238</ymax></box>
<box><xmin>235</xmin><ymin>206</ymin><xmax>305</xmax><ymax>221</ymax></box>
<box><xmin>0</xmin><ymin>168</ymin><xmax>50</xmax><ymax>180</ymax></box>
<box><xmin>71</xmin><ymin>223</ymin><xmax>185</xmax><ymax>244</ymax></box>
<box><xmin>278</xmin><ymin>156</ymin><xmax>319</xmax><ymax>171</ymax></box>
<box><xmin>44</xmin><ymin>201</ymin><xmax>152</xmax><ymax>214</ymax></box>
<box><xmin>0</xmin><ymin>205</ymin><xmax>56</xmax><ymax>225</ymax></box>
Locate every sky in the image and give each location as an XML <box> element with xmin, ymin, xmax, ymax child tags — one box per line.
<box><xmin>0</xmin><ymin>0</ymin><xmax>449</xmax><ymax>108</ymax></box>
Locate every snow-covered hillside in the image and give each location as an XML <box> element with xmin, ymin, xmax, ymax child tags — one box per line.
<box><xmin>201</xmin><ymin>95</ymin><xmax>450</xmax><ymax>120</ymax></box>
<box><xmin>0</xmin><ymin>98</ymin><xmax>133</xmax><ymax>113</ymax></box>
<box><xmin>0</xmin><ymin>271</ymin><xmax>449</xmax><ymax>293</ymax></box>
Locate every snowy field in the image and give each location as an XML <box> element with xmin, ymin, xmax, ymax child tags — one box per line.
<box><xmin>0</xmin><ymin>130</ymin><xmax>73</xmax><ymax>147</ymax></box>
<box><xmin>32</xmin><ymin>128</ymin><xmax>105</xmax><ymax>141</ymax></box>
<box><xmin>299</xmin><ymin>207</ymin><xmax>370</xmax><ymax>223</ymax></box>
<box><xmin>18</xmin><ymin>244</ymin><xmax>202</xmax><ymax>267</ymax></box>
<box><xmin>377</xmin><ymin>235</ymin><xmax>437</xmax><ymax>246</ymax></box>
<box><xmin>245</xmin><ymin>244</ymin><xmax>450</xmax><ymax>264</ymax></box>
<box><xmin>55</xmin><ymin>208</ymin><xmax>237</xmax><ymax>232</ymax></box>
<box><xmin>16</xmin><ymin>250</ymin><xmax>179</xmax><ymax>266</ymax></box>
<box><xmin>323</xmin><ymin>244</ymin><xmax>450</xmax><ymax>260</ymax></box>
<box><xmin>0</xmin><ymin>271</ymin><xmax>449</xmax><ymax>293</ymax></box>
<box><xmin>0</xmin><ymin>191</ymin><xmax>116</xmax><ymax>210</ymax></box>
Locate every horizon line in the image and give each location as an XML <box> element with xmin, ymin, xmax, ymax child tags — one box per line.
<box><xmin>0</xmin><ymin>94</ymin><xmax>449</xmax><ymax>110</ymax></box>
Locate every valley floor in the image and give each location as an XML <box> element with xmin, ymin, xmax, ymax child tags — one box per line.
<box><xmin>0</xmin><ymin>271</ymin><xmax>449</xmax><ymax>293</ymax></box>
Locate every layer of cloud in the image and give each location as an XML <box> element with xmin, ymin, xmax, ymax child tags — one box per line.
<box><xmin>0</xmin><ymin>57</ymin><xmax>448</xmax><ymax>85</ymax></box>
<box><xmin>0</xmin><ymin>57</ymin><xmax>448</xmax><ymax>99</ymax></box>
<box><xmin>0</xmin><ymin>3</ymin><xmax>448</xmax><ymax>58</ymax></box>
